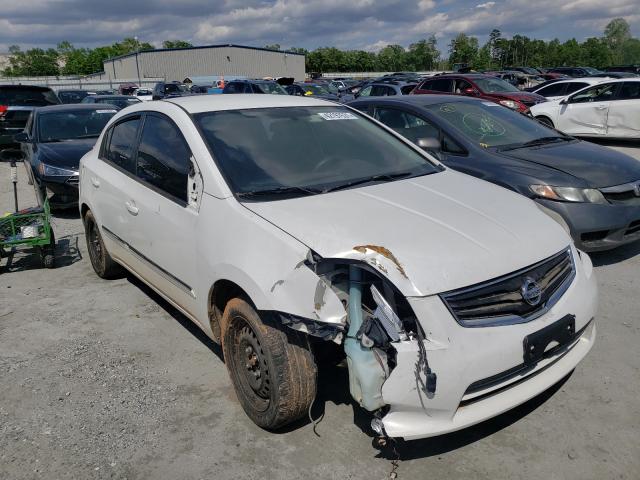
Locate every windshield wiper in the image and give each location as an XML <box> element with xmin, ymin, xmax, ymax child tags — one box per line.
<box><xmin>237</xmin><ymin>185</ymin><xmax>323</xmax><ymax>199</ymax></box>
<box><xmin>322</xmin><ymin>172</ymin><xmax>414</xmax><ymax>193</ymax></box>
<box><xmin>76</xmin><ymin>134</ymin><xmax>100</xmax><ymax>138</ymax></box>
<box><xmin>499</xmin><ymin>136</ymin><xmax>573</xmax><ymax>151</ymax></box>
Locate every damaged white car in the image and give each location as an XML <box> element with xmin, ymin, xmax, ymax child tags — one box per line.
<box><xmin>79</xmin><ymin>95</ymin><xmax>597</xmax><ymax>440</ymax></box>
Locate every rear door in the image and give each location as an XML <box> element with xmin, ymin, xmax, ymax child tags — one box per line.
<box><xmin>606</xmin><ymin>82</ymin><xmax>640</xmax><ymax>138</ymax></box>
<box><xmin>84</xmin><ymin>115</ymin><xmax>142</xmax><ymax>265</ymax></box>
<box><xmin>556</xmin><ymin>83</ymin><xmax>616</xmax><ymax>136</ymax></box>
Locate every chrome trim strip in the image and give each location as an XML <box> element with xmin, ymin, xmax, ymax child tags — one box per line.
<box><xmin>102</xmin><ymin>226</ymin><xmax>195</xmax><ymax>298</ymax></box>
<box><xmin>600</xmin><ymin>180</ymin><xmax>640</xmax><ymax>195</ymax></box>
<box><xmin>440</xmin><ymin>247</ymin><xmax>576</xmax><ymax>328</ymax></box>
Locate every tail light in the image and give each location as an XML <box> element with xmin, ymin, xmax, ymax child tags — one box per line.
<box><xmin>0</xmin><ymin>105</ymin><xmax>8</xmax><ymax>118</ymax></box>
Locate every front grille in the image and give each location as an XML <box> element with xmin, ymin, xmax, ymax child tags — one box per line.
<box><xmin>440</xmin><ymin>248</ymin><xmax>575</xmax><ymax>327</ymax></box>
<box><xmin>600</xmin><ymin>181</ymin><xmax>640</xmax><ymax>206</ymax></box>
<box><xmin>66</xmin><ymin>175</ymin><xmax>79</xmax><ymax>185</ymax></box>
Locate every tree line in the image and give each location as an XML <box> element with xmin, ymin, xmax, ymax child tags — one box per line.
<box><xmin>2</xmin><ymin>18</ymin><xmax>638</xmax><ymax>77</ymax></box>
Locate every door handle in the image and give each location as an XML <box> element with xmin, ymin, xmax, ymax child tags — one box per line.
<box><xmin>125</xmin><ymin>201</ymin><xmax>139</xmax><ymax>216</ymax></box>
<box><xmin>595</xmin><ymin>105</ymin><xmax>607</xmax><ymax>110</ymax></box>
<box><xmin>90</xmin><ymin>177</ymin><xmax>100</xmax><ymax>188</ymax></box>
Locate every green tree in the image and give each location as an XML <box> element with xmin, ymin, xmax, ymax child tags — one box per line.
<box><xmin>162</xmin><ymin>40</ymin><xmax>193</xmax><ymax>49</ymax></box>
<box><xmin>448</xmin><ymin>33</ymin><xmax>479</xmax><ymax>67</ymax></box>
<box><xmin>3</xmin><ymin>46</ymin><xmax>60</xmax><ymax>76</ymax></box>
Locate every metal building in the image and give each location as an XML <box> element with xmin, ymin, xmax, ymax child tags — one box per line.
<box><xmin>102</xmin><ymin>44</ymin><xmax>305</xmax><ymax>83</ymax></box>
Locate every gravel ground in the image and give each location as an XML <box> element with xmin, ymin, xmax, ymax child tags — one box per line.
<box><xmin>1</xmin><ymin>142</ymin><xmax>639</xmax><ymax>480</ymax></box>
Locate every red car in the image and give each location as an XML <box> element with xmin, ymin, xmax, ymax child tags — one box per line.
<box><xmin>411</xmin><ymin>74</ymin><xmax>547</xmax><ymax>113</ymax></box>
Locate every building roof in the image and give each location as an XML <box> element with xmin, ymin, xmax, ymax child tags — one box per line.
<box><xmin>105</xmin><ymin>44</ymin><xmax>305</xmax><ymax>63</ymax></box>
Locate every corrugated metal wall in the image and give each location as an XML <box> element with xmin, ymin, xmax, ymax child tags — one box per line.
<box><xmin>104</xmin><ymin>46</ymin><xmax>304</xmax><ymax>82</ymax></box>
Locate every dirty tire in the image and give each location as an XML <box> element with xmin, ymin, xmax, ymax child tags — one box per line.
<box><xmin>83</xmin><ymin>210</ymin><xmax>123</xmax><ymax>279</ymax></box>
<box><xmin>536</xmin><ymin>116</ymin><xmax>554</xmax><ymax>128</ymax></box>
<box><xmin>221</xmin><ymin>298</ymin><xmax>317</xmax><ymax>430</ymax></box>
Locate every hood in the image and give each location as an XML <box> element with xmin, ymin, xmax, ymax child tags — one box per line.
<box><xmin>244</xmin><ymin>170</ymin><xmax>569</xmax><ymax>296</ymax></box>
<box><xmin>500</xmin><ymin>140</ymin><xmax>640</xmax><ymax>187</ymax></box>
<box><xmin>37</xmin><ymin>138</ymin><xmax>96</xmax><ymax>170</ymax></box>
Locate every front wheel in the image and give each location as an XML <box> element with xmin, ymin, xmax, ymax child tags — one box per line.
<box><xmin>221</xmin><ymin>298</ymin><xmax>317</xmax><ymax>430</ymax></box>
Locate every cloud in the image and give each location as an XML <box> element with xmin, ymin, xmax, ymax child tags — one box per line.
<box><xmin>0</xmin><ymin>0</ymin><xmax>637</xmax><ymax>55</ymax></box>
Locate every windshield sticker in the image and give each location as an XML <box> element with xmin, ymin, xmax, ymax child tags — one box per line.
<box><xmin>439</xmin><ymin>104</ymin><xmax>456</xmax><ymax>113</ymax></box>
<box><xmin>318</xmin><ymin>112</ymin><xmax>358</xmax><ymax>120</ymax></box>
<box><xmin>96</xmin><ymin>109</ymin><xmax>117</xmax><ymax>114</ymax></box>
<box><xmin>481</xmin><ymin>102</ymin><xmax>500</xmax><ymax>106</ymax></box>
<box><xmin>462</xmin><ymin>113</ymin><xmax>506</xmax><ymax>138</ymax></box>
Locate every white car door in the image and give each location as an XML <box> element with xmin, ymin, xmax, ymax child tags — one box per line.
<box><xmin>555</xmin><ymin>83</ymin><xmax>616</xmax><ymax>136</ymax></box>
<box><xmin>124</xmin><ymin>112</ymin><xmax>202</xmax><ymax>320</ymax></box>
<box><xmin>606</xmin><ymin>82</ymin><xmax>640</xmax><ymax>139</ymax></box>
<box><xmin>83</xmin><ymin>114</ymin><xmax>142</xmax><ymax>266</ymax></box>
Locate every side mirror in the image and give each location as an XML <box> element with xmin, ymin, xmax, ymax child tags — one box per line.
<box><xmin>13</xmin><ymin>132</ymin><xmax>30</xmax><ymax>143</ymax></box>
<box><xmin>559</xmin><ymin>97</ymin><xmax>569</xmax><ymax>105</ymax></box>
<box><xmin>417</xmin><ymin>137</ymin><xmax>441</xmax><ymax>150</ymax></box>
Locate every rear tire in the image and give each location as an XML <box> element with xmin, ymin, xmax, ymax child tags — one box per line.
<box><xmin>221</xmin><ymin>298</ymin><xmax>317</xmax><ymax>430</ymax></box>
<box><xmin>83</xmin><ymin>210</ymin><xmax>123</xmax><ymax>279</ymax></box>
<box><xmin>536</xmin><ymin>116</ymin><xmax>554</xmax><ymax>128</ymax></box>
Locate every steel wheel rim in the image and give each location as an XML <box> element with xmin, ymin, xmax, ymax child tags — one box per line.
<box><xmin>231</xmin><ymin>317</ymin><xmax>271</xmax><ymax>412</ymax></box>
<box><xmin>88</xmin><ymin>221</ymin><xmax>103</xmax><ymax>265</ymax></box>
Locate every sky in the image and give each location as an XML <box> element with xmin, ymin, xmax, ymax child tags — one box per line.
<box><xmin>0</xmin><ymin>0</ymin><xmax>638</xmax><ymax>54</ymax></box>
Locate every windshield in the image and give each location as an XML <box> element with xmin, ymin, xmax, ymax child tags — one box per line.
<box><xmin>135</xmin><ymin>89</ymin><xmax>152</xmax><ymax>95</ymax></box>
<box><xmin>520</xmin><ymin>67</ymin><xmax>539</xmax><ymax>75</ymax></box>
<box><xmin>426</xmin><ymin>101</ymin><xmax>563</xmax><ymax>148</ymax></box>
<box><xmin>255</xmin><ymin>82</ymin><xmax>287</xmax><ymax>95</ymax></box>
<box><xmin>583</xmin><ymin>67</ymin><xmax>602</xmax><ymax>75</ymax></box>
<box><xmin>474</xmin><ymin>77</ymin><xmax>520</xmax><ymax>93</ymax></box>
<box><xmin>0</xmin><ymin>87</ymin><xmax>59</xmax><ymax>106</ymax></box>
<box><xmin>38</xmin><ymin>109</ymin><xmax>116</xmax><ymax>142</ymax></box>
<box><xmin>195</xmin><ymin>106</ymin><xmax>439</xmax><ymax>198</ymax></box>
<box><xmin>302</xmin><ymin>84</ymin><xmax>331</xmax><ymax>95</ymax></box>
<box><xmin>57</xmin><ymin>91</ymin><xmax>91</xmax><ymax>104</ymax></box>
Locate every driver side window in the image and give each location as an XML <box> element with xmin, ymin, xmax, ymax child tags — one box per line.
<box><xmin>570</xmin><ymin>84</ymin><xmax>616</xmax><ymax>103</ymax></box>
<box><xmin>373</xmin><ymin>107</ymin><xmax>439</xmax><ymax>145</ymax></box>
<box><xmin>358</xmin><ymin>86</ymin><xmax>373</xmax><ymax>97</ymax></box>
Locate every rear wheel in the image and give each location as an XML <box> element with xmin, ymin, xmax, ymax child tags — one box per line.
<box><xmin>536</xmin><ymin>116</ymin><xmax>554</xmax><ymax>128</ymax></box>
<box><xmin>221</xmin><ymin>298</ymin><xmax>317</xmax><ymax>430</ymax></box>
<box><xmin>83</xmin><ymin>210</ymin><xmax>123</xmax><ymax>279</ymax></box>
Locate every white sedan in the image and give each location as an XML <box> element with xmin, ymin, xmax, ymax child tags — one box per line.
<box><xmin>531</xmin><ymin>79</ymin><xmax>640</xmax><ymax>139</ymax></box>
<box><xmin>79</xmin><ymin>95</ymin><xmax>597</xmax><ymax>440</ymax></box>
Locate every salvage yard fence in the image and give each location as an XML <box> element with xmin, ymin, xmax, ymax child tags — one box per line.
<box><xmin>0</xmin><ymin>75</ymin><xmax>165</xmax><ymax>92</ymax></box>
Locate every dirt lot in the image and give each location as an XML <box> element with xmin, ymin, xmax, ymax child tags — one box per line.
<box><xmin>1</xmin><ymin>143</ymin><xmax>639</xmax><ymax>480</ymax></box>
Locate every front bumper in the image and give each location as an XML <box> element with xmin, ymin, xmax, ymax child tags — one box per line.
<box><xmin>38</xmin><ymin>175</ymin><xmax>79</xmax><ymax>206</ymax></box>
<box><xmin>379</xmin><ymin>247</ymin><xmax>597</xmax><ymax>440</ymax></box>
<box><xmin>538</xmin><ymin>198</ymin><xmax>640</xmax><ymax>251</ymax></box>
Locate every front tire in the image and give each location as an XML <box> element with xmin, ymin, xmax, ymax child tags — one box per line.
<box><xmin>83</xmin><ymin>210</ymin><xmax>123</xmax><ymax>279</ymax></box>
<box><xmin>221</xmin><ymin>298</ymin><xmax>317</xmax><ymax>430</ymax></box>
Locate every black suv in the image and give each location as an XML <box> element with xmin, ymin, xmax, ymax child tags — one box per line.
<box><xmin>152</xmin><ymin>81</ymin><xmax>192</xmax><ymax>100</ymax></box>
<box><xmin>222</xmin><ymin>79</ymin><xmax>287</xmax><ymax>95</ymax></box>
<box><xmin>0</xmin><ymin>85</ymin><xmax>60</xmax><ymax>150</ymax></box>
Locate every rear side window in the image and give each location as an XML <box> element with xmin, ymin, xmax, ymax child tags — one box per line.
<box><xmin>401</xmin><ymin>85</ymin><xmax>416</xmax><ymax>95</ymax></box>
<box><xmin>421</xmin><ymin>79</ymin><xmax>452</xmax><ymax>92</ymax></box>
<box><xmin>0</xmin><ymin>87</ymin><xmax>59</xmax><ymax>106</ymax></box>
<box><xmin>615</xmin><ymin>82</ymin><xmax>640</xmax><ymax>100</ymax></box>
<box><xmin>106</xmin><ymin>117</ymin><xmax>140</xmax><ymax>173</ymax></box>
<box><xmin>135</xmin><ymin>115</ymin><xmax>191</xmax><ymax>203</ymax></box>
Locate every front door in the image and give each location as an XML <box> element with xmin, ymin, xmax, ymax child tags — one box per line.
<box><xmin>556</xmin><ymin>83</ymin><xmax>616</xmax><ymax>136</ymax></box>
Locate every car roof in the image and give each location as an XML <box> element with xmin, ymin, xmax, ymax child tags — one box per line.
<box><xmin>92</xmin><ymin>95</ymin><xmax>135</xmax><ymax>99</ymax></box>
<box><xmin>539</xmin><ymin>77</ymin><xmax>607</xmax><ymax>85</ymax></box>
<box><xmin>165</xmin><ymin>94</ymin><xmax>333</xmax><ymax>113</ymax></box>
<box><xmin>35</xmin><ymin>104</ymin><xmax>118</xmax><ymax>113</ymax></box>
<box><xmin>349</xmin><ymin>94</ymin><xmax>486</xmax><ymax>107</ymax></box>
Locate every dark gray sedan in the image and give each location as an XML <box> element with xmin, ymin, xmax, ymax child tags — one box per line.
<box><xmin>349</xmin><ymin>95</ymin><xmax>640</xmax><ymax>251</ymax></box>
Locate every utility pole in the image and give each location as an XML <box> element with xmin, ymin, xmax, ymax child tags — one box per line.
<box><xmin>134</xmin><ymin>35</ymin><xmax>141</xmax><ymax>86</ymax></box>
